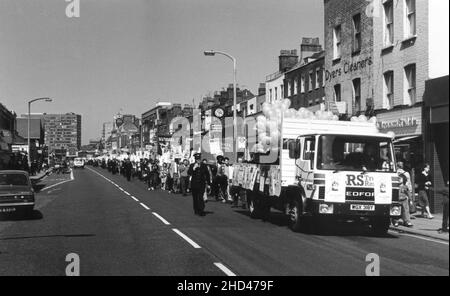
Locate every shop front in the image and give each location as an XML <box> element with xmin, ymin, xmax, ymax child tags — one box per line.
<box><xmin>376</xmin><ymin>106</ymin><xmax>424</xmax><ymax>174</ymax></box>
<box><xmin>424</xmin><ymin>76</ymin><xmax>449</xmax><ymax>213</ymax></box>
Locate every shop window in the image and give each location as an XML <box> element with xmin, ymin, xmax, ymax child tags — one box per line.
<box><xmin>301</xmin><ymin>75</ymin><xmax>305</xmax><ymax>93</ymax></box>
<box><xmin>334</xmin><ymin>84</ymin><xmax>341</xmax><ymax>102</ymax></box>
<box><xmin>315</xmin><ymin>68</ymin><xmax>321</xmax><ymax>89</ymax></box>
<box><xmin>353</xmin><ymin>78</ymin><xmax>361</xmax><ymax>114</ymax></box>
<box><xmin>405</xmin><ymin>0</ymin><xmax>416</xmax><ymax>38</ymax></box>
<box><xmin>353</xmin><ymin>13</ymin><xmax>362</xmax><ymax>53</ymax></box>
<box><xmin>333</xmin><ymin>25</ymin><xmax>342</xmax><ymax>59</ymax></box>
<box><xmin>294</xmin><ymin>77</ymin><xmax>298</xmax><ymax>95</ymax></box>
<box><xmin>384</xmin><ymin>71</ymin><xmax>394</xmax><ymax>109</ymax></box>
<box><xmin>404</xmin><ymin>64</ymin><xmax>416</xmax><ymax>105</ymax></box>
<box><xmin>384</xmin><ymin>0</ymin><xmax>394</xmax><ymax>46</ymax></box>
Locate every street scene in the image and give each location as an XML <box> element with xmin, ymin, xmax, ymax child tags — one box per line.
<box><xmin>0</xmin><ymin>0</ymin><xmax>449</xmax><ymax>278</ymax></box>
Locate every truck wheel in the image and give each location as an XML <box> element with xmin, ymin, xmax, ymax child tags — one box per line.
<box><xmin>288</xmin><ymin>200</ymin><xmax>304</xmax><ymax>232</ymax></box>
<box><xmin>248</xmin><ymin>197</ymin><xmax>261</xmax><ymax>219</ymax></box>
<box><xmin>371</xmin><ymin>218</ymin><xmax>390</xmax><ymax>236</ymax></box>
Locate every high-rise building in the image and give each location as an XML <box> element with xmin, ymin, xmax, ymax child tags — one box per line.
<box><xmin>44</xmin><ymin>113</ymin><xmax>82</xmax><ymax>153</ymax></box>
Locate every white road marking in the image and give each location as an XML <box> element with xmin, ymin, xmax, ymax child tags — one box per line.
<box><xmin>391</xmin><ymin>231</ymin><xmax>449</xmax><ymax>246</ymax></box>
<box><xmin>172</xmin><ymin>228</ymin><xmax>201</xmax><ymax>249</ymax></box>
<box><xmin>214</xmin><ymin>263</ymin><xmax>237</xmax><ymax>276</ymax></box>
<box><xmin>152</xmin><ymin>212</ymin><xmax>171</xmax><ymax>225</ymax></box>
<box><xmin>140</xmin><ymin>203</ymin><xmax>150</xmax><ymax>210</ymax></box>
<box><xmin>130</xmin><ymin>196</ymin><xmax>139</xmax><ymax>202</ymax></box>
<box><xmin>124</xmin><ymin>191</ymin><xmax>131</xmax><ymax>196</ymax></box>
<box><xmin>41</xmin><ymin>178</ymin><xmax>74</xmax><ymax>192</ymax></box>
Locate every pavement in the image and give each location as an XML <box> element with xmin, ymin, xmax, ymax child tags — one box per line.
<box><xmin>0</xmin><ymin>166</ymin><xmax>448</xmax><ymax>276</ymax></box>
<box><xmin>390</xmin><ymin>213</ymin><xmax>449</xmax><ymax>242</ymax></box>
<box><xmin>29</xmin><ymin>169</ymin><xmax>52</xmax><ymax>182</ymax></box>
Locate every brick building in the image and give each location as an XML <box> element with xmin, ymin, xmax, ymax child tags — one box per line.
<box><xmin>284</xmin><ymin>49</ymin><xmax>326</xmax><ymax>110</ymax></box>
<box><xmin>324</xmin><ymin>0</ymin><xmax>449</xmax><ymax>212</ymax></box>
<box><xmin>324</xmin><ymin>0</ymin><xmax>375</xmax><ymax>117</ymax></box>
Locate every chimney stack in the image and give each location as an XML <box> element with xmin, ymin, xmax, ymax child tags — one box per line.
<box><xmin>258</xmin><ymin>83</ymin><xmax>266</xmax><ymax>96</ymax></box>
<box><xmin>300</xmin><ymin>37</ymin><xmax>322</xmax><ymax>62</ymax></box>
<box><xmin>279</xmin><ymin>49</ymin><xmax>298</xmax><ymax>73</ymax></box>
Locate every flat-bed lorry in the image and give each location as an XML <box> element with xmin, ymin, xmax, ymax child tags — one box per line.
<box><xmin>232</xmin><ymin>118</ymin><xmax>402</xmax><ymax>234</ymax></box>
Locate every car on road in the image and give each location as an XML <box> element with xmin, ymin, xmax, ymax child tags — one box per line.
<box><xmin>73</xmin><ymin>158</ymin><xmax>85</xmax><ymax>169</ymax></box>
<box><xmin>0</xmin><ymin>170</ymin><xmax>35</xmax><ymax>216</ymax></box>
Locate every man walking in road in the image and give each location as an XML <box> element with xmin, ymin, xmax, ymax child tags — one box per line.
<box><xmin>188</xmin><ymin>153</ymin><xmax>211</xmax><ymax>216</ymax></box>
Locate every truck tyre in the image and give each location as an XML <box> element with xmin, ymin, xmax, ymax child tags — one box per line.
<box><xmin>371</xmin><ymin>218</ymin><xmax>390</xmax><ymax>235</ymax></box>
<box><xmin>288</xmin><ymin>200</ymin><xmax>304</xmax><ymax>232</ymax></box>
<box><xmin>248</xmin><ymin>196</ymin><xmax>261</xmax><ymax>219</ymax></box>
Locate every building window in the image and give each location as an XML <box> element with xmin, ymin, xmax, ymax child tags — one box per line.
<box><xmin>352</xmin><ymin>78</ymin><xmax>361</xmax><ymax>114</ymax></box>
<box><xmin>404</xmin><ymin>64</ymin><xmax>416</xmax><ymax>105</ymax></box>
<box><xmin>294</xmin><ymin>77</ymin><xmax>298</xmax><ymax>95</ymax></box>
<box><xmin>353</xmin><ymin>13</ymin><xmax>362</xmax><ymax>53</ymax></box>
<box><xmin>301</xmin><ymin>75</ymin><xmax>305</xmax><ymax>93</ymax></box>
<box><xmin>384</xmin><ymin>71</ymin><xmax>394</xmax><ymax>109</ymax></box>
<box><xmin>405</xmin><ymin>0</ymin><xmax>416</xmax><ymax>38</ymax></box>
<box><xmin>308</xmin><ymin>70</ymin><xmax>314</xmax><ymax>91</ymax></box>
<box><xmin>287</xmin><ymin>80</ymin><xmax>292</xmax><ymax>97</ymax></box>
<box><xmin>270</xmin><ymin>89</ymin><xmax>273</xmax><ymax>102</ymax></box>
<box><xmin>334</xmin><ymin>84</ymin><xmax>341</xmax><ymax>102</ymax></box>
<box><xmin>384</xmin><ymin>0</ymin><xmax>394</xmax><ymax>46</ymax></box>
<box><xmin>333</xmin><ymin>25</ymin><xmax>342</xmax><ymax>59</ymax></box>
<box><xmin>275</xmin><ymin>87</ymin><xmax>278</xmax><ymax>100</ymax></box>
<box><xmin>281</xmin><ymin>84</ymin><xmax>284</xmax><ymax>99</ymax></box>
<box><xmin>315</xmin><ymin>68</ymin><xmax>320</xmax><ymax>89</ymax></box>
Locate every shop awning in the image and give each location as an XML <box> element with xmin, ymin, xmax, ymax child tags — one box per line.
<box><xmin>393</xmin><ymin>135</ymin><xmax>421</xmax><ymax>144</ymax></box>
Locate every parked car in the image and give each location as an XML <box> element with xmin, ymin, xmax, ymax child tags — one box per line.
<box><xmin>73</xmin><ymin>158</ymin><xmax>85</xmax><ymax>169</ymax></box>
<box><xmin>0</xmin><ymin>170</ymin><xmax>35</xmax><ymax>216</ymax></box>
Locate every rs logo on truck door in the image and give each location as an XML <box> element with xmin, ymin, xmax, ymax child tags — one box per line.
<box><xmin>346</xmin><ymin>175</ymin><xmax>374</xmax><ymax>187</ymax></box>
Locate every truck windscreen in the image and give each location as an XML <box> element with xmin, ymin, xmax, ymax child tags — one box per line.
<box><xmin>317</xmin><ymin>135</ymin><xmax>395</xmax><ymax>172</ymax></box>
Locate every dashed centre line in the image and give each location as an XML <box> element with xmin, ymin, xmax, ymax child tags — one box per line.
<box><xmin>152</xmin><ymin>212</ymin><xmax>171</xmax><ymax>225</ymax></box>
<box><xmin>172</xmin><ymin>228</ymin><xmax>201</xmax><ymax>249</ymax></box>
<box><xmin>87</xmin><ymin>167</ymin><xmax>238</xmax><ymax>276</ymax></box>
<box><xmin>214</xmin><ymin>263</ymin><xmax>237</xmax><ymax>276</ymax></box>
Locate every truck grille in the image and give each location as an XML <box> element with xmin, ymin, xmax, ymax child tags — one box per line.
<box><xmin>318</xmin><ymin>186</ymin><xmax>325</xmax><ymax>200</ymax></box>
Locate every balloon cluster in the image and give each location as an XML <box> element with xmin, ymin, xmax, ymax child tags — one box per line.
<box><xmin>251</xmin><ymin>99</ymin><xmax>379</xmax><ymax>153</ymax></box>
<box><xmin>350</xmin><ymin>114</ymin><xmax>378</xmax><ymax>124</ymax></box>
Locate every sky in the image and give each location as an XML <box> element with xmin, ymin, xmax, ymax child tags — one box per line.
<box><xmin>0</xmin><ymin>0</ymin><xmax>324</xmax><ymax>144</ymax></box>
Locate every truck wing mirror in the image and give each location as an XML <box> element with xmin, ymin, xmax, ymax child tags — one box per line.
<box><xmin>289</xmin><ymin>140</ymin><xmax>301</xmax><ymax>159</ymax></box>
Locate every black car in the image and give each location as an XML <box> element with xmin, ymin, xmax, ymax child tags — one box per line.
<box><xmin>0</xmin><ymin>170</ymin><xmax>35</xmax><ymax>216</ymax></box>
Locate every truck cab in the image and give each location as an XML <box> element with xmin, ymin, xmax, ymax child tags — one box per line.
<box><xmin>287</xmin><ymin>132</ymin><xmax>401</xmax><ymax>234</ymax></box>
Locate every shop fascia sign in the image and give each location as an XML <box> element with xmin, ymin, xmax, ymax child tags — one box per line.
<box><xmin>325</xmin><ymin>56</ymin><xmax>373</xmax><ymax>82</ymax></box>
<box><xmin>377</xmin><ymin>116</ymin><xmax>418</xmax><ymax>130</ymax></box>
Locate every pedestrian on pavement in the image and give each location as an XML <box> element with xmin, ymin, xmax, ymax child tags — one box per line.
<box><xmin>179</xmin><ymin>159</ymin><xmax>190</xmax><ymax>196</ymax></box>
<box><xmin>417</xmin><ymin>163</ymin><xmax>434</xmax><ymax>219</ymax></box>
<box><xmin>393</xmin><ymin>174</ymin><xmax>413</xmax><ymax>227</ymax></box>
<box><xmin>188</xmin><ymin>153</ymin><xmax>211</xmax><ymax>216</ymax></box>
<box><xmin>436</xmin><ymin>181</ymin><xmax>449</xmax><ymax>234</ymax></box>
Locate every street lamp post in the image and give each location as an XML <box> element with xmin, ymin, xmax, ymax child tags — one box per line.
<box><xmin>28</xmin><ymin>97</ymin><xmax>52</xmax><ymax>171</ymax></box>
<box><xmin>204</xmin><ymin>50</ymin><xmax>238</xmax><ymax>163</ymax></box>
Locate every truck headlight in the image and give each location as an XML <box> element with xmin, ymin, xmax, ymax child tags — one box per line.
<box><xmin>390</xmin><ymin>205</ymin><xmax>401</xmax><ymax>216</ymax></box>
<box><xmin>319</xmin><ymin>204</ymin><xmax>334</xmax><ymax>214</ymax></box>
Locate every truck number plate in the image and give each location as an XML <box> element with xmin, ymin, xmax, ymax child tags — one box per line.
<box><xmin>350</xmin><ymin>204</ymin><xmax>375</xmax><ymax>211</ymax></box>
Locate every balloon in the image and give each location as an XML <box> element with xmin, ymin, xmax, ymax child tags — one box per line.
<box><xmin>351</xmin><ymin>116</ymin><xmax>358</xmax><ymax>122</ymax></box>
<box><xmin>358</xmin><ymin>115</ymin><xmax>367</xmax><ymax>122</ymax></box>
<box><xmin>332</xmin><ymin>115</ymin><xmax>339</xmax><ymax>121</ymax></box>
<box><xmin>369</xmin><ymin>116</ymin><xmax>377</xmax><ymax>124</ymax></box>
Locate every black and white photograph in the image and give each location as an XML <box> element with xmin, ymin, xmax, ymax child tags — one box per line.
<box><xmin>0</xmin><ymin>0</ymin><xmax>448</xmax><ymax>281</ymax></box>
